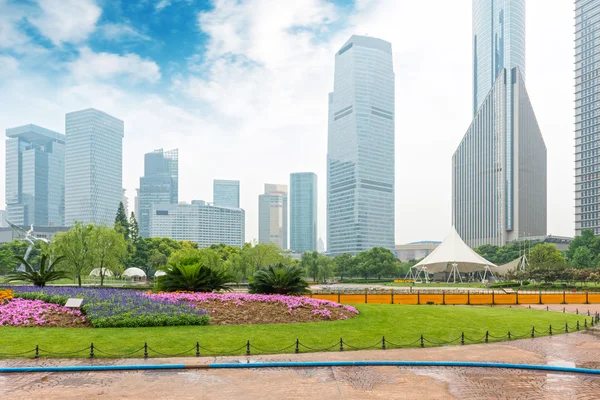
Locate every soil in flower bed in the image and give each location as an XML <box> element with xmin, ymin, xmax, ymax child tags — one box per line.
<box><xmin>36</xmin><ymin>310</ymin><xmax>92</xmax><ymax>328</ymax></box>
<box><xmin>197</xmin><ymin>300</ymin><xmax>357</xmax><ymax>325</ymax></box>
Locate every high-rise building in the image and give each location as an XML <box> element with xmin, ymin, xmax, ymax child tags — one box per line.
<box><xmin>213</xmin><ymin>179</ymin><xmax>240</xmax><ymax>208</ymax></box>
<box><xmin>452</xmin><ymin>0</ymin><xmax>546</xmax><ymax>248</ymax></box>
<box><xmin>0</xmin><ymin>210</ymin><xmax>6</xmax><ymax>228</ymax></box>
<box><xmin>65</xmin><ymin>109</ymin><xmax>124</xmax><ymax>226</ymax></box>
<box><xmin>317</xmin><ymin>237</ymin><xmax>325</xmax><ymax>253</ymax></box>
<box><xmin>575</xmin><ymin>0</ymin><xmax>600</xmax><ymax>235</ymax></box>
<box><xmin>258</xmin><ymin>183</ymin><xmax>288</xmax><ymax>249</ymax></box>
<box><xmin>150</xmin><ymin>200</ymin><xmax>245</xmax><ymax>248</ymax></box>
<box><xmin>290</xmin><ymin>172</ymin><xmax>317</xmax><ymax>253</ymax></box>
<box><xmin>5</xmin><ymin>124</ymin><xmax>65</xmax><ymax>226</ymax></box>
<box><xmin>134</xmin><ymin>188</ymin><xmax>139</xmax><ymax>219</ymax></box>
<box><xmin>326</xmin><ymin>35</ymin><xmax>395</xmax><ymax>256</ymax></box>
<box><xmin>138</xmin><ymin>149</ymin><xmax>178</xmax><ymax>237</ymax></box>
<box><xmin>121</xmin><ymin>189</ymin><xmax>129</xmax><ymax>216</ymax></box>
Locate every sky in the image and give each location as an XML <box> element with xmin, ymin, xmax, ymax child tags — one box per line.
<box><xmin>0</xmin><ymin>0</ymin><xmax>574</xmax><ymax>246</ymax></box>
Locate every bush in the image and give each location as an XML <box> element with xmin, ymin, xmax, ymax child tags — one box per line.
<box><xmin>490</xmin><ymin>282</ymin><xmax>521</xmax><ymax>288</ymax></box>
<box><xmin>157</xmin><ymin>263</ymin><xmax>233</xmax><ymax>292</ymax></box>
<box><xmin>248</xmin><ymin>263</ymin><xmax>308</xmax><ymax>295</ymax></box>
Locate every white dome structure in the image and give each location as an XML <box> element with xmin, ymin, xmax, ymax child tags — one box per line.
<box><xmin>122</xmin><ymin>267</ymin><xmax>147</xmax><ymax>278</ymax></box>
<box><xmin>89</xmin><ymin>268</ymin><xmax>113</xmax><ymax>277</ymax></box>
<box><xmin>154</xmin><ymin>270</ymin><xmax>167</xmax><ymax>277</ymax></box>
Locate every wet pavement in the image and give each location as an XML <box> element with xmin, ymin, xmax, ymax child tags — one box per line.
<box><xmin>2</xmin><ymin>311</ymin><xmax>600</xmax><ymax>399</ymax></box>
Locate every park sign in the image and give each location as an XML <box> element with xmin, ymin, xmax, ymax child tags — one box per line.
<box><xmin>65</xmin><ymin>298</ymin><xmax>83</xmax><ymax>309</ymax></box>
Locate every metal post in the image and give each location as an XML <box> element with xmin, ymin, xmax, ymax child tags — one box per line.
<box><xmin>461</xmin><ymin>332</ymin><xmax>465</xmax><ymax>345</ymax></box>
<box><xmin>420</xmin><ymin>335</ymin><xmax>424</xmax><ymax>348</ymax></box>
<box><xmin>339</xmin><ymin>338</ymin><xmax>344</xmax><ymax>352</ymax></box>
<box><xmin>295</xmin><ymin>339</ymin><xmax>299</xmax><ymax>354</ymax></box>
<box><xmin>246</xmin><ymin>340</ymin><xmax>251</xmax><ymax>355</ymax></box>
<box><xmin>442</xmin><ymin>291</ymin><xmax>445</xmax><ymax>305</ymax></box>
<box><xmin>531</xmin><ymin>327</ymin><xmax>535</xmax><ymax>338</ymax></box>
<box><xmin>577</xmin><ymin>321</ymin><xmax>580</xmax><ymax>331</ymax></box>
<box><xmin>565</xmin><ymin>323</ymin><xmax>569</xmax><ymax>333</ymax></box>
<box><xmin>90</xmin><ymin>343</ymin><xmax>95</xmax><ymax>359</ymax></box>
<box><xmin>196</xmin><ymin>342</ymin><xmax>200</xmax><ymax>357</ymax></box>
<box><xmin>382</xmin><ymin>336</ymin><xmax>386</xmax><ymax>350</ymax></box>
<box><xmin>35</xmin><ymin>345</ymin><xmax>39</xmax><ymax>359</ymax></box>
<box><xmin>485</xmin><ymin>331</ymin><xmax>489</xmax><ymax>343</ymax></box>
<box><xmin>144</xmin><ymin>342</ymin><xmax>148</xmax><ymax>359</ymax></box>
<box><xmin>507</xmin><ymin>331</ymin><xmax>511</xmax><ymax>340</ymax></box>
<box><xmin>549</xmin><ymin>325</ymin><xmax>553</xmax><ymax>335</ymax></box>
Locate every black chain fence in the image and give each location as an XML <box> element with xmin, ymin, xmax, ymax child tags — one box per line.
<box><xmin>0</xmin><ymin>313</ymin><xmax>596</xmax><ymax>359</ymax></box>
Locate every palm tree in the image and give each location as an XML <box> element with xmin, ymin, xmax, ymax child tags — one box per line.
<box><xmin>157</xmin><ymin>263</ymin><xmax>233</xmax><ymax>292</ymax></box>
<box><xmin>249</xmin><ymin>263</ymin><xmax>308</xmax><ymax>295</ymax></box>
<box><xmin>5</xmin><ymin>254</ymin><xmax>69</xmax><ymax>287</ymax></box>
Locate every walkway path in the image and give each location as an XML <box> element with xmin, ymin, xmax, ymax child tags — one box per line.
<box><xmin>2</xmin><ymin>311</ymin><xmax>600</xmax><ymax>399</ymax></box>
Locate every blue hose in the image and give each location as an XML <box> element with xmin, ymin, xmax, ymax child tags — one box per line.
<box><xmin>0</xmin><ymin>361</ymin><xmax>598</xmax><ymax>375</ymax></box>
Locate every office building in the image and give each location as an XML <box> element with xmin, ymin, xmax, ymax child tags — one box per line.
<box><xmin>290</xmin><ymin>172</ymin><xmax>317</xmax><ymax>253</ymax></box>
<box><xmin>150</xmin><ymin>200</ymin><xmax>245</xmax><ymax>248</ymax></box>
<box><xmin>452</xmin><ymin>0</ymin><xmax>546</xmax><ymax>248</ymax></box>
<box><xmin>134</xmin><ymin>188</ymin><xmax>139</xmax><ymax>219</ymax></box>
<box><xmin>5</xmin><ymin>124</ymin><xmax>65</xmax><ymax>226</ymax></box>
<box><xmin>395</xmin><ymin>241</ymin><xmax>441</xmax><ymax>262</ymax></box>
<box><xmin>575</xmin><ymin>0</ymin><xmax>600</xmax><ymax>235</ymax></box>
<box><xmin>64</xmin><ymin>109</ymin><xmax>123</xmax><ymax>226</ymax></box>
<box><xmin>213</xmin><ymin>179</ymin><xmax>240</xmax><ymax>208</ymax></box>
<box><xmin>138</xmin><ymin>149</ymin><xmax>178</xmax><ymax>237</ymax></box>
<box><xmin>326</xmin><ymin>35</ymin><xmax>395</xmax><ymax>256</ymax></box>
<box><xmin>0</xmin><ymin>210</ymin><xmax>6</xmax><ymax>227</ymax></box>
<box><xmin>258</xmin><ymin>184</ymin><xmax>288</xmax><ymax>249</ymax></box>
<box><xmin>121</xmin><ymin>189</ymin><xmax>129</xmax><ymax>216</ymax></box>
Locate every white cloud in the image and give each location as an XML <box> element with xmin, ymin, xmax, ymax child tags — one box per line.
<box><xmin>98</xmin><ymin>23</ymin><xmax>151</xmax><ymax>42</ymax></box>
<box><xmin>155</xmin><ymin>0</ymin><xmax>171</xmax><ymax>11</ymax></box>
<box><xmin>30</xmin><ymin>0</ymin><xmax>101</xmax><ymax>45</ymax></box>
<box><xmin>0</xmin><ymin>56</ymin><xmax>19</xmax><ymax>77</ymax></box>
<box><xmin>68</xmin><ymin>47</ymin><xmax>161</xmax><ymax>83</ymax></box>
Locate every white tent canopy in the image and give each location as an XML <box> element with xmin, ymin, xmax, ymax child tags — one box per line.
<box><xmin>89</xmin><ymin>268</ymin><xmax>113</xmax><ymax>277</ymax></box>
<box><xmin>411</xmin><ymin>226</ymin><xmax>497</xmax><ymax>273</ymax></box>
<box><xmin>493</xmin><ymin>255</ymin><xmax>525</xmax><ymax>277</ymax></box>
<box><xmin>154</xmin><ymin>270</ymin><xmax>167</xmax><ymax>277</ymax></box>
<box><xmin>122</xmin><ymin>267</ymin><xmax>147</xmax><ymax>278</ymax></box>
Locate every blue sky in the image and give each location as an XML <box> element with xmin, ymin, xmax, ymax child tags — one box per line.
<box><xmin>0</xmin><ymin>0</ymin><xmax>575</xmax><ymax>244</ymax></box>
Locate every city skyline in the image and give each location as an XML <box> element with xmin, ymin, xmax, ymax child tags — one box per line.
<box><xmin>0</xmin><ymin>1</ymin><xmax>575</xmax><ymax>245</ymax></box>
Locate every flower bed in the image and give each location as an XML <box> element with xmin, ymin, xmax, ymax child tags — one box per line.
<box><xmin>6</xmin><ymin>287</ymin><xmax>210</xmax><ymax>328</ymax></box>
<box><xmin>0</xmin><ymin>298</ymin><xmax>86</xmax><ymax>327</ymax></box>
<box><xmin>0</xmin><ymin>289</ymin><xmax>13</xmax><ymax>304</ymax></box>
<box><xmin>145</xmin><ymin>292</ymin><xmax>359</xmax><ymax>325</ymax></box>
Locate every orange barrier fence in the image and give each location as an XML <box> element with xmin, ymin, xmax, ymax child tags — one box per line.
<box><xmin>310</xmin><ymin>291</ymin><xmax>600</xmax><ymax>305</ymax></box>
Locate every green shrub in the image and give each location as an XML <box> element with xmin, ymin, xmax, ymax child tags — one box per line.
<box><xmin>157</xmin><ymin>263</ymin><xmax>233</xmax><ymax>292</ymax></box>
<box><xmin>248</xmin><ymin>263</ymin><xmax>308</xmax><ymax>295</ymax></box>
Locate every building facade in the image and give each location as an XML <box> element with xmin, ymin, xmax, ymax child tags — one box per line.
<box><xmin>290</xmin><ymin>172</ymin><xmax>317</xmax><ymax>253</ymax></box>
<box><xmin>575</xmin><ymin>0</ymin><xmax>600</xmax><ymax>235</ymax></box>
<box><xmin>150</xmin><ymin>201</ymin><xmax>245</xmax><ymax>248</ymax></box>
<box><xmin>453</xmin><ymin>0</ymin><xmax>546</xmax><ymax>248</ymax></box>
<box><xmin>258</xmin><ymin>184</ymin><xmax>288</xmax><ymax>249</ymax></box>
<box><xmin>327</xmin><ymin>35</ymin><xmax>395</xmax><ymax>256</ymax></box>
<box><xmin>5</xmin><ymin>124</ymin><xmax>65</xmax><ymax>227</ymax></box>
<box><xmin>395</xmin><ymin>241</ymin><xmax>441</xmax><ymax>262</ymax></box>
<box><xmin>213</xmin><ymin>179</ymin><xmax>240</xmax><ymax>208</ymax></box>
<box><xmin>138</xmin><ymin>149</ymin><xmax>178</xmax><ymax>237</ymax></box>
<box><xmin>64</xmin><ymin>109</ymin><xmax>123</xmax><ymax>226</ymax></box>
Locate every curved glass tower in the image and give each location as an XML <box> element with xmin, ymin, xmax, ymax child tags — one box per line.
<box><xmin>327</xmin><ymin>35</ymin><xmax>395</xmax><ymax>256</ymax></box>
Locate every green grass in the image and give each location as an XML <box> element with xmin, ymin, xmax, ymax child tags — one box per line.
<box><xmin>0</xmin><ymin>305</ymin><xmax>586</xmax><ymax>358</ymax></box>
<box><xmin>386</xmin><ymin>282</ymin><xmax>487</xmax><ymax>288</ymax></box>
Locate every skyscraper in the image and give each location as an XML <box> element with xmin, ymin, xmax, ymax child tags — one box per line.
<box><xmin>5</xmin><ymin>124</ymin><xmax>65</xmax><ymax>226</ymax></box>
<box><xmin>326</xmin><ymin>35</ymin><xmax>395</xmax><ymax>256</ymax></box>
<box><xmin>150</xmin><ymin>200</ymin><xmax>245</xmax><ymax>248</ymax></box>
<box><xmin>575</xmin><ymin>0</ymin><xmax>600</xmax><ymax>235</ymax></box>
<box><xmin>65</xmin><ymin>109</ymin><xmax>124</xmax><ymax>226</ymax></box>
<box><xmin>258</xmin><ymin>184</ymin><xmax>288</xmax><ymax>249</ymax></box>
<box><xmin>213</xmin><ymin>179</ymin><xmax>240</xmax><ymax>208</ymax></box>
<box><xmin>290</xmin><ymin>172</ymin><xmax>317</xmax><ymax>253</ymax></box>
<box><xmin>452</xmin><ymin>0</ymin><xmax>546</xmax><ymax>248</ymax></box>
<box><xmin>138</xmin><ymin>149</ymin><xmax>178</xmax><ymax>237</ymax></box>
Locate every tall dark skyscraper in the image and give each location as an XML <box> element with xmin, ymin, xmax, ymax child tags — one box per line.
<box><xmin>326</xmin><ymin>35</ymin><xmax>395</xmax><ymax>256</ymax></box>
<box><xmin>453</xmin><ymin>0</ymin><xmax>546</xmax><ymax>247</ymax></box>
<box><xmin>575</xmin><ymin>0</ymin><xmax>600</xmax><ymax>235</ymax></box>
<box><xmin>290</xmin><ymin>172</ymin><xmax>317</xmax><ymax>253</ymax></box>
<box><xmin>139</xmin><ymin>148</ymin><xmax>178</xmax><ymax>237</ymax></box>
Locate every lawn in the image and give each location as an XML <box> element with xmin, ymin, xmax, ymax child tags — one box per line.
<box><xmin>0</xmin><ymin>304</ymin><xmax>586</xmax><ymax>358</ymax></box>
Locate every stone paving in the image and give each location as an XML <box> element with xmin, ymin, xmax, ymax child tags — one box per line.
<box><xmin>2</xmin><ymin>309</ymin><xmax>600</xmax><ymax>399</ymax></box>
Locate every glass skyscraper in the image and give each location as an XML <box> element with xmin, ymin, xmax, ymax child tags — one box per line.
<box><xmin>65</xmin><ymin>109</ymin><xmax>124</xmax><ymax>226</ymax></box>
<box><xmin>213</xmin><ymin>179</ymin><xmax>240</xmax><ymax>208</ymax></box>
<box><xmin>575</xmin><ymin>0</ymin><xmax>600</xmax><ymax>235</ymax></box>
<box><xmin>290</xmin><ymin>172</ymin><xmax>317</xmax><ymax>253</ymax></box>
<box><xmin>453</xmin><ymin>0</ymin><xmax>546</xmax><ymax>247</ymax></box>
<box><xmin>258</xmin><ymin>184</ymin><xmax>288</xmax><ymax>249</ymax></box>
<box><xmin>5</xmin><ymin>124</ymin><xmax>65</xmax><ymax>226</ymax></box>
<box><xmin>326</xmin><ymin>35</ymin><xmax>395</xmax><ymax>256</ymax></box>
<box><xmin>139</xmin><ymin>149</ymin><xmax>178</xmax><ymax>237</ymax></box>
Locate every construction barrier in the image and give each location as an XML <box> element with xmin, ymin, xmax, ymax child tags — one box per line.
<box><xmin>310</xmin><ymin>291</ymin><xmax>600</xmax><ymax>305</ymax></box>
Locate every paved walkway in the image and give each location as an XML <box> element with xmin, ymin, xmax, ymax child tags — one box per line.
<box><xmin>2</xmin><ymin>312</ymin><xmax>600</xmax><ymax>399</ymax></box>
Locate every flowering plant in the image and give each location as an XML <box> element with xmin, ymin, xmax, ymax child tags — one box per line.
<box><xmin>0</xmin><ymin>289</ymin><xmax>13</xmax><ymax>304</ymax></box>
<box><xmin>0</xmin><ymin>298</ymin><xmax>85</xmax><ymax>327</ymax></box>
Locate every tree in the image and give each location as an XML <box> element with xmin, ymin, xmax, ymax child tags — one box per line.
<box><xmin>317</xmin><ymin>255</ymin><xmax>334</xmax><ymax>283</ymax></box>
<box><xmin>114</xmin><ymin>202</ymin><xmax>129</xmax><ymax>241</ymax></box>
<box><xmin>5</xmin><ymin>254</ymin><xmax>69</xmax><ymax>287</ymax></box>
<box><xmin>355</xmin><ymin>247</ymin><xmax>399</xmax><ymax>279</ymax></box>
<box><xmin>157</xmin><ymin>263</ymin><xmax>233</xmax><ymax>292</ymax></box>
<box><xmin>90</xmin><ymin>225</ymin><xmax>128</xmax><ymax>286</ymax></box>
<box><xmin>0</xmin><ymin>240</ymin><xmax>43</xmax><ymax>275</ymax></box>
<box><xmin>148</xmin><ymin>249</ymin><xmax>168</xmax><ymax>276</ymax></box>
<box><xmin>51</xmin><ymin>222</ymin><xmax>96</xmax><ymax>286</ymax></box>
<box><xmin>572</xmin><ymin>246</ymin><xmax>594</xmax><ymax>269</ymax></box>
<box><xmin>333</xmin><ymin>253</ymin><xmax>354</xmax><ymax>280</ymax></box>
<box><xmin>300</xmin><ymin>251</ymin><xmax>319</xmax><ymax>282</ymax></box>
<box><xmin>529</xmin><ymin>243</ymin><xmax>566</xmax><ymax>270</ymax></box>
<box><xmin>129</xmin><ymin>212</ymin><xmax>139</xmax><ymax>243</ymax></box>
<box><xmin>566</xmin><ymin>229</ymin><xmax>596</xmax><ymax>260</ymax></box>
<box><xmin>248</xmin><ymin>263</ymin><xmax>308</xmax><ymax>294</ymax></box>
